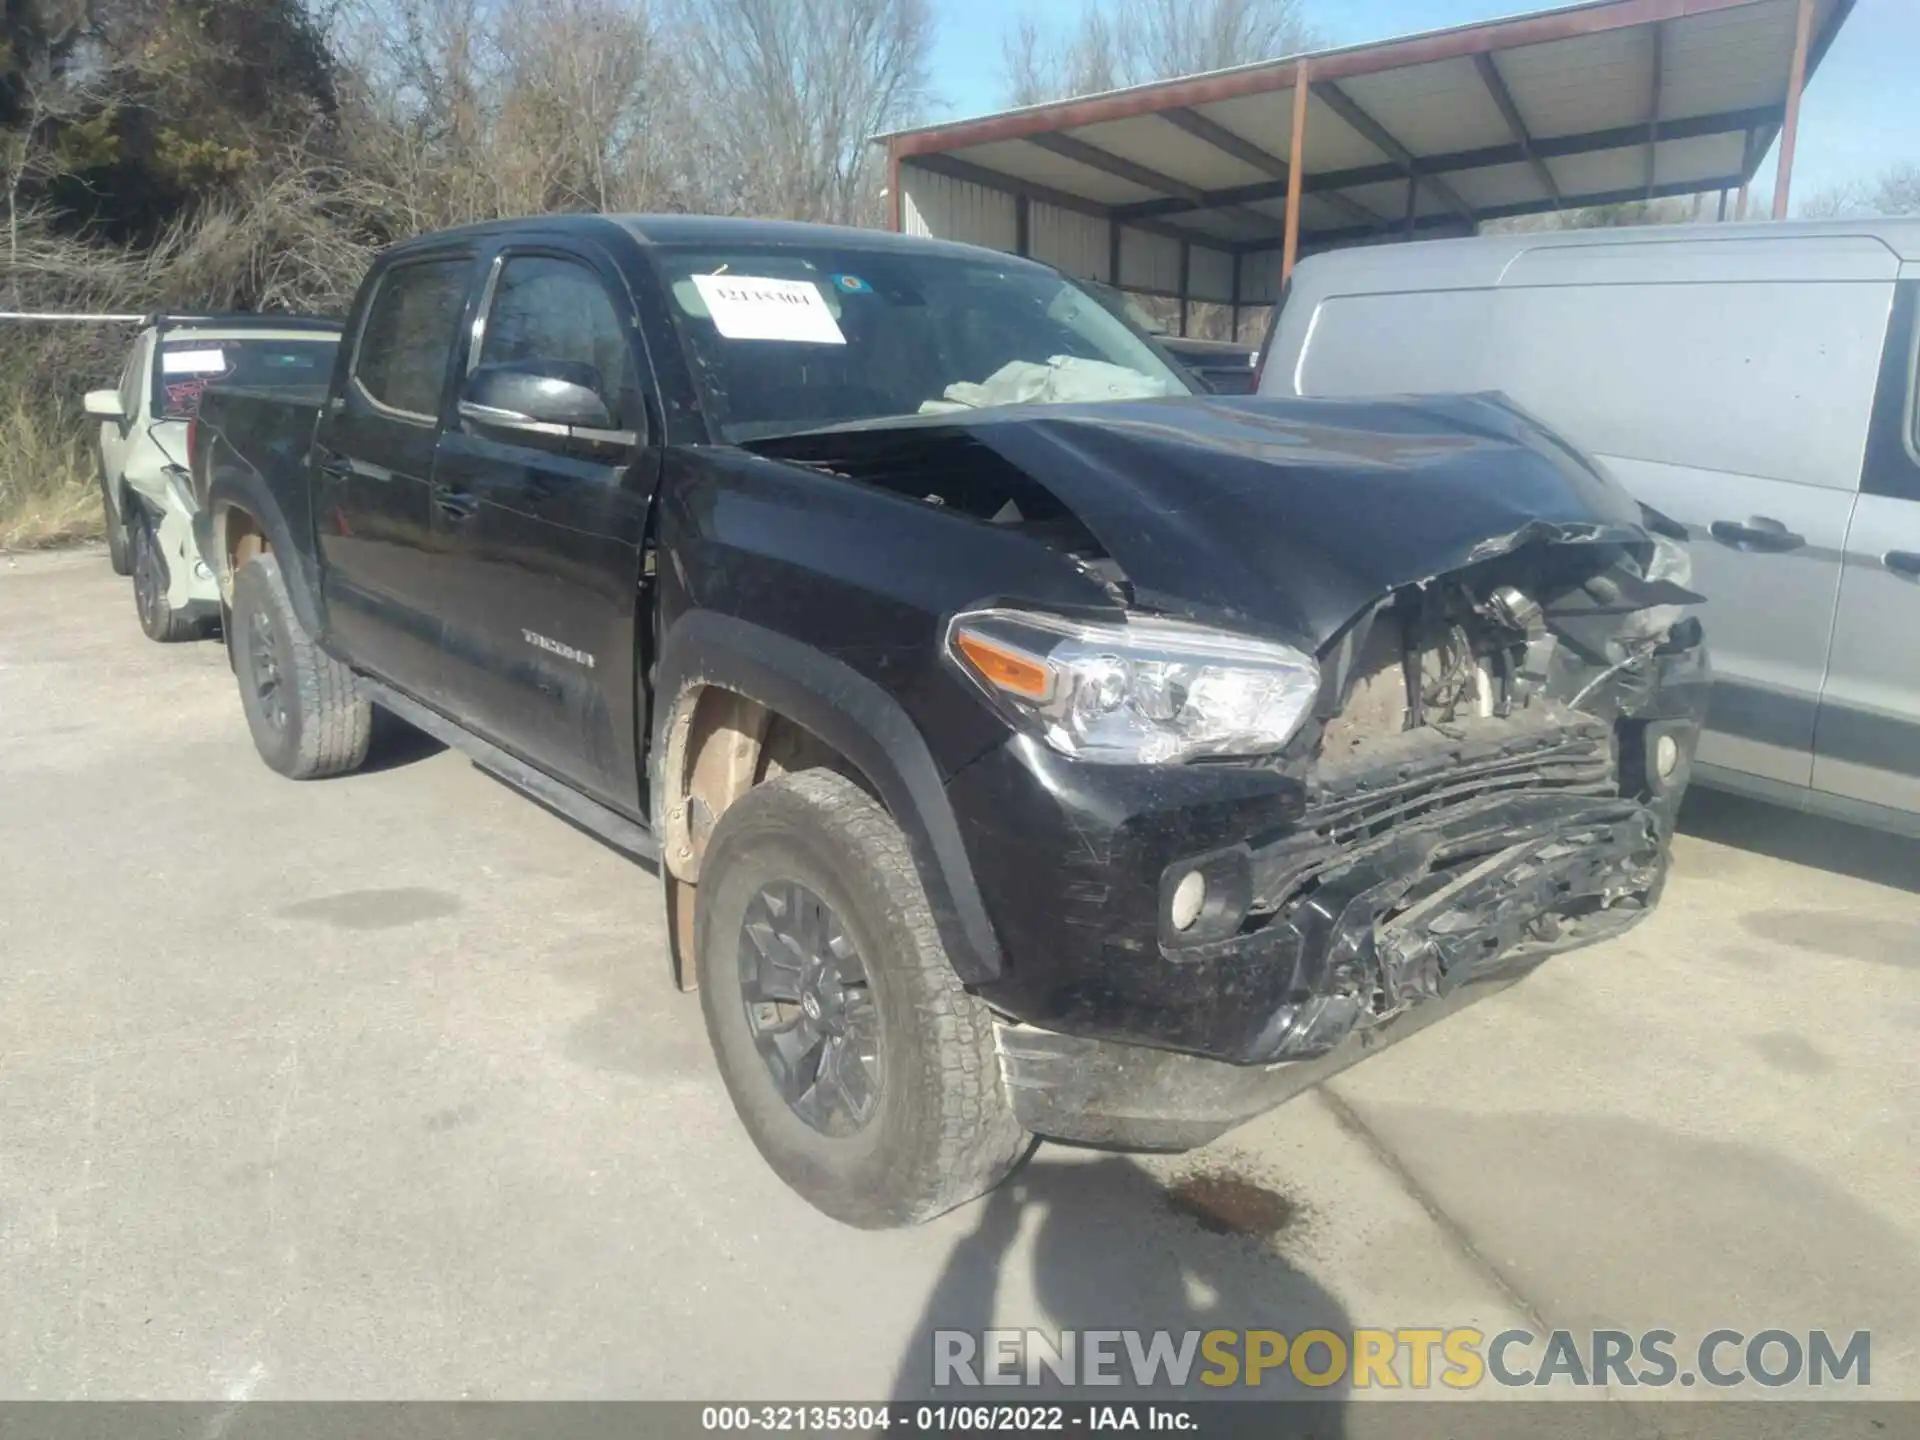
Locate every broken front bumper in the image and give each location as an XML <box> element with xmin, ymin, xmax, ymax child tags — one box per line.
<box><xmin>952</xmin><ymin>647</ymin><xmax>1706</xmax><ymax>1149</ymax></box>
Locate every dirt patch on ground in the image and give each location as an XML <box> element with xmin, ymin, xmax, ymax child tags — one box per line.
<box><xmin>1164</xmin><ymin>1167</ymin><xmax>1303</xmax><ymax>1239</ymax></box>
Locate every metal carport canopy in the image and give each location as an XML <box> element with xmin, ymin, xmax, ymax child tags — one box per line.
<box><xmin>877</xmin><ymin>0</ymin><xmax>1854</xmax><ymax>313</ymax></box>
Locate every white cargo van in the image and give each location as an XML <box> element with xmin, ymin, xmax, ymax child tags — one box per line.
<box><xmin>1258</xmin><ymin>219</ymin><xmax>1920</xmax><ymax>837</ymax></box>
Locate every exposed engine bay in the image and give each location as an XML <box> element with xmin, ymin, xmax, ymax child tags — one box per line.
<box><xmin>1243</xmin><ymin>534</ymin><xmax>1704</xmax><ymax>1060</ymax></box>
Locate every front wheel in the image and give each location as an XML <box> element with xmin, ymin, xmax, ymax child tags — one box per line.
<box><xmin>230</xmin><ymin>553</ymin><xmax>371</xmax><ymax>779</ymax></box>
<box><xmin>131</xmin><ymin>511</ymin><xmax>200</xmax><ymax>643</ymax></box>
<box><xmin>697</xmin><ymin>769</ymin><xmax>1029</xmax><ymax>1228</ymax></box>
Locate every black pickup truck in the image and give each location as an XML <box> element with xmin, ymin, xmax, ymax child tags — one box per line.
<box><xmin>191</xmin><ymin>214</ymin><xmax>1708</xmax><ymax>1228</ymax></box>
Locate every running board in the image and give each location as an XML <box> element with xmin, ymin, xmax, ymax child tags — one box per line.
<box><xmin>357</xmin><ymin>678</ymin><xmax>659</xmax><ymax>863</ymax></box>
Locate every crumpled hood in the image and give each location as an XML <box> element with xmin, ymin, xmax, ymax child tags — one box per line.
<box><xmin>750</xmin><ymin>393</ymin><xmax>1654</xmax><ymax>648</ymax></box>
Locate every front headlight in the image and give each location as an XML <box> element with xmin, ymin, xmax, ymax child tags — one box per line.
<box><xmin>945</xmin><ymin>608</ymin><xmax>1320</xmax><ymax>765</ymax></box>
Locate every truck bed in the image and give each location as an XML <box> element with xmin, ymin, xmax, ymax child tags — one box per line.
<box><xmin>190</xmin><ymin>383</ymin><xmax>329</xmax><ymax>591</ymax></box>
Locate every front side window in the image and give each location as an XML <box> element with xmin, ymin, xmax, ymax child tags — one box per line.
<box><xmin>118</xmin><ymin>335</ymin><xmax>148</xmax><ymax>415</ymax></box>
<box><xmin>476</xmin><ymin>255</ymin><xmax>638</xmax><ymax>430</ymax></box>
<box><xmin>151</xmin><ymin>337</ymin><xmax>339</xmax><ymax>421</ymax></box>
<box><xmin>354</xmin><ymin>258</ymin><xmax>471</xmax><ymax>419</ymax></box>
<box><xmin>650</xmin><ymin>244</ymin><xmax>1191</xmax><ymax>442</ymax></box>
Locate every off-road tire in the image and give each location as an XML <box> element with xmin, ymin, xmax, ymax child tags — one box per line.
<box><xmin>697</xmin><ymin>769</ymin><xmax>1029</xmax><ymax>1228</ymax></box>
<box><xmin>102</xmin><ymin>476</ymin><xmax>132</xmax><ymax>576</ymax></box>
<box><xmin>230</xmin><ymin>553</ymin><xmax>371</xmax><ymax>779</ymax></box>
<box><xmin>131</xmin><ymin>511</ymin><xmax>200</xmax><ymax>643</ymax></box>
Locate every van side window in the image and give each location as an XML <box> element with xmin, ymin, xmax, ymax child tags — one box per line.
<box><xmin>353</xmin><ymin>258</ymin><xmax>471</xmax><ymax>422</ymax></box>
<box><xmin>476</xmin><ymin>256</ymin><xmax>637</xmax><ymax>431</ymax></box>
<box><xmin>1297</xmin><ymin>291</ymin><xmax>1490</xmax><ymax>397</ymax></box>
<box><xmin>1908</xmin><ymin>299</ymin><xmax>1920</xmax><ymax>467</ymax></box>
<box><xmin>1861</xmin><ymin>280</ymin><xmax>1920</xmax><ymax>504</ymax></box>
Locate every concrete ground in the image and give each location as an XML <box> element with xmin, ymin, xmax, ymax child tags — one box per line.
<box><xmin>2</xmin><ymin>547</ymin><xmax>1915</xmax><ymax>1415</ymax></box>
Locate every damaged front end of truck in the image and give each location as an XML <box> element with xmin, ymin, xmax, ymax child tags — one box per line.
<box><xmin>748</xmin><ymin>393</ymin><xmax>1709</xmax><ymax>1151</ymax></box>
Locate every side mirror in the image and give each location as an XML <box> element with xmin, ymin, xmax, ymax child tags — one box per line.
<box><xmin>84</xmin><ymin>389</ymin><xmax>127</xmax><ymax>421</ymax></box>
<box><xmin>457</xmin><ymin>362</ymin><xmax>634</xmax><ymax>451</ymax></box>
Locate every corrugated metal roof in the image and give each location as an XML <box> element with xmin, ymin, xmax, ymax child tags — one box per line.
<box><xmin>881</xmin><ymin>0</ymin><xmax>1853</xmax><ymax>303</ymax></box>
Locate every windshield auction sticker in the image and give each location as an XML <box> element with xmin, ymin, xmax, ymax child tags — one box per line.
<box><xmin>160</xmin><ymin>347</ymin><xmax>229</xmax><ymax>374</ymax></box>
<box><xmin>692</xmin><ymin>274</ymin><xmax>845</xmax><ymax>345</ymax></box>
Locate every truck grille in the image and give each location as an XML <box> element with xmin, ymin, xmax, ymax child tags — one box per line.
<box><xmin>1250</xmin><ymin>709</ymin><xmax>1617</xmax><ymax>916</ymax></box>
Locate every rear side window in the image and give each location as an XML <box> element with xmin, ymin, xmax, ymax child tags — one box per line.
<box><xmin>1297</xmin><ymin>290</ymin><xmax>1491</xmax><ymax>397</ymax></box>
<box><xmin>354</xmin><ymin>259</ymin><xmax>470</xmax><ymax>420</ymax></box>
<box><xmin>1908</xmin><ymin>292</ymin><xmax>1920</xmax><ymax>466</ymax></box>
<box><xmin>152</xmin><ymin>337</ymin><xmax>338</xmax><ymax>420</ymax></box>
<box><xmin>1861</xmin><ymin>279</ymin><xmax>1920</xmax><ymax>503</ymax></box>
<box><xmin>118</xmin><ymin>334</ymin><xmax>148</xmax><ymax>415</ymax></box>
<box><xmin>476</xmin><ymin>255</ymin><xmax>638</xmax><ymax>430</ymax></box>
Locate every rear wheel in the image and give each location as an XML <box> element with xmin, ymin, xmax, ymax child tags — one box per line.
<box><xmin>131</xmin><ymin>511</ymin><xmax>199</xmax><ymax>643</ymax></box>
<box><xmin>230</xmin><ymin>553</ymin><xmax>371</xmax><ymax>779</ymax></box>
<box><xmin>697</xmin><ymin>770</ymin><xmax>1028</xmax><ymax>1227</ymax></box>
<box><xmin>101</xmin><ymin>477</ymin><xmax>132</xmax><ymax>576</ymax></box>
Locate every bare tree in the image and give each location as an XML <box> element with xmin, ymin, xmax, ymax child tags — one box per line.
<box><xmin>1001</xmin><ymin>8</ymin><xmax>1121</xmax><ymax>108</ymax></box>
<box><xmin>1801</xmin><ymin>161</ymin><xmax>1920</xmax><ymax>219</ymax></box>
<box><xmin>676</xmin><ymin>0</ymin><xmax>934</xmax><ymax>224</ymax></box>
<box><xmin>1000</xmin><ymin>0</ymin><xmax>1317</xmax><ymax>105</ymax></box>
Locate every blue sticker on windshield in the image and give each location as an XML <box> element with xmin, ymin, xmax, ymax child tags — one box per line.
<box><xmin>832</xmin><ymin>274</ymin><xmax>872</xmax><ymax>294</ymax></box>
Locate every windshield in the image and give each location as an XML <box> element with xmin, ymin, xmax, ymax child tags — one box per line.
<box><xmin>650</xmin><ymin>245</ymin><xmax>1192</xmax><ymax>442</ymax></box>
<box><xmin>1085</xmin><ymin>280</ymin><xmax>1169</xmax><ymax>336</ymax></box>
<box><xmin>151</xmin><ymin>335</ymin><xmax>339</xmax><ymax>421</ymax></box>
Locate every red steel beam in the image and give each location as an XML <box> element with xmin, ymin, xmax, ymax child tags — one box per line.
<box><xmin>1773</xmin><ymin>0</ymin><xmax>1814</xmax><ymax>219</ymax></box>
<box><xmin>1282</xmin><ymin>70</ymin><xmax>1309</xmax><ymax>284</ymax></box>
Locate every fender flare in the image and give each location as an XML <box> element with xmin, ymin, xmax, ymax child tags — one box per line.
<box><xmin>200</xmin><ymin>461</ymin><xmax>326</xmax><ymax>641</ymax></box>
<box><xmin>653</xmin><ymin>610</ymin><xmax>1004</xmax><ymax>984</ymax></box>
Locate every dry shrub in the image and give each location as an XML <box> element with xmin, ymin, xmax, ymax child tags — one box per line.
<box><xmin>0</xmin><ymin>396</ymin><xmax>98</xmax><ymax>548</ymax></box>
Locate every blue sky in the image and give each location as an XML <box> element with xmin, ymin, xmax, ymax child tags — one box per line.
<box><xmin>925</xmin><ymin>0</ymin><xmax>1920</xmax><ymax>201</ymax></box>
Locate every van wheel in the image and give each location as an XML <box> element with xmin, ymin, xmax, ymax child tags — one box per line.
<box><xmin>102</xmin><ymin>477</ymin><xmax>132</xmax><ymax>576</ymax></box>
<box><xmin>131</xmin><ymin>511</ymin><xmax>199</xmax><ymax>643</ymax></box>
<box><xmin>230</xmin><ymin>553</ymin><xmax>371</xmax><ymax>779</ymax></box>
<box><xmin>697</xmin><ymin>770</ymin><xmax>1028</xmax><ymax>1228</ymax></box>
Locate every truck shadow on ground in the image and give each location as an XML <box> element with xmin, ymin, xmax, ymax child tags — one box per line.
<box><xmin>358</xmin><ymin>705</ymin><xmax>450</xmax><ymax>773</ymax></box>
<box><xmin>888</xmin><ymin>1153</ymin><xmax>1351</xmax><ymax>1432</ymax></box>
<box><xmin>1676</xmin><ymin>786</ymin><xmax>1920</xmax><ymax>896</ymax></box>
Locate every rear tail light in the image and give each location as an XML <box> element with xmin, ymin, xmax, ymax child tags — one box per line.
<box><xmin>186</xmin><ymin>417</ymin><xmax>199</xmax><ymax>467</ymax></box>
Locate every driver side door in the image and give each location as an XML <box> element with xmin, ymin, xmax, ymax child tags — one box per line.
<box><xmin>429</xmin><ymin>244</ymin><xmax>657</xmax><ymax>810</ymax></box>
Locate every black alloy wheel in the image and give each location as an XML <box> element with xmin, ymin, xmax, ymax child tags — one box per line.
<box><xmin>132</xmin><ymin>515</ymin><xmax>167</xmax><ymax>635</ymax></box>
<box><xmin>246</xmin><ymin>602</ymin><xmax>289</xmax><ymax>734</ymax></box>
<box><xmin>738</xmin><ymin>880</ymin><xmax>882</xmax><ymax>1137</ymax></box>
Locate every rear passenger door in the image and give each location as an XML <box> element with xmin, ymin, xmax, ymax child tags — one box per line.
<box><xmin>315</xmin><ymin>250</ymin><xmax>476</xmax><ymax>695</ymax></box>
<box><xmin>1813</xmin><ymin>276</ymin><xmax>1920</xmax><ymax>823</ymax></box>
<box><xmin>429</xmin><ymin>244</ymin><xmax>655</xmax><ymax>809</ymax></box>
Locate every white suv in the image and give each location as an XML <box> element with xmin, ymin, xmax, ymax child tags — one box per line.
<box><xmin>85</xmin><ymin>315</ymin><xmax>341</xmax><ymax>641</ymax></box>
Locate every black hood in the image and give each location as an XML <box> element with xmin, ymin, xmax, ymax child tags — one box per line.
<box><xmin>748</xmin><ymin>394</ymin><xmax>1653</xmax><ymax>648</ymax></box>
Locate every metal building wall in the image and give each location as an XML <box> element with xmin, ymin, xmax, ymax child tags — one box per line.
<box><xmin>1027</xmin><ymin>203</ymin><xmax>1111</xmax><ymax>282</ymax></box>
<box><xmin>1239</xmin><ymin>250</ymin><xmax>1286</xmax><ymax>304</ymax></box>
<box><xmin>899</xmin><ymin>165</ymin><xmax>1017</xmax><ymax>251</ymax></box>
<box><xmin>901</xmin><ymin>160</ymin><xmax>1245</xmax><ymax>305</ymax></box>
<box><xmin>1189</xmin><ymin>247</ymin><xmax>1236</xmax><ymax>306</ymax></box>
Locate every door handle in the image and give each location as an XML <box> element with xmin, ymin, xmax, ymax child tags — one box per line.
<box><xmin>1709</xmin><ymin>516</ymin><xmax>1805</xmax><ymax>553</ymax></box>
<box><xmin>434</xmin><ymin>485</ymin><xmax>478</xmax><ymax>521</ymax></box>
<box><xmin>315</xmin><ymin>451</ymin><xmax>354</xmax><ymax>483</ymax></box>
<box><xmin>1885</xmin><ymin>550</ymin><xmax>1920</xmax><ymax>579</ymax></box>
